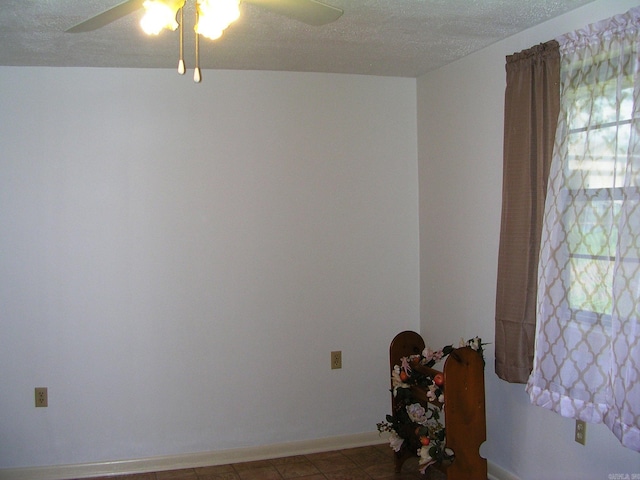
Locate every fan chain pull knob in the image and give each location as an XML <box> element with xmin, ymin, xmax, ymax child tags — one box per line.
<box><xmin>178</xmin><ymin>59</ymin><xmax>185</xmax><ymax>75</ymax></box>
<box><xmin>194</xmin><ymin>67</ymin><xmax>202</xmax><ymax>83</ymax></box>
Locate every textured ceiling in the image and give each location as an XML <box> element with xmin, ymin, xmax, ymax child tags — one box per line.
<box><xmin>0</xmin><ymin>0</ymin><xmax>597</xmax><ymax>77</ymax></box>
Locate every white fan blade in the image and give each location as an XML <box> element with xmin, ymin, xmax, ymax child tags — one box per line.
<box><xmin>245</xmin><ymin>0</ymin><xmax>343</xmax><ymax>26</ymax></box>
<box><xmin>66</xmin><ymin>0</ymin><xmax>145</xmax><ymax>33</ymax></box>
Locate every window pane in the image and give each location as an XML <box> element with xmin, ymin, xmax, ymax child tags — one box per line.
<box><xmin>567</xmin><ymin>125</ymin><xmax>631</xmax><ymax>190</ymax></box>
<box><xmin>569</xmin><ymin>256</ymin><xmax>613</xmax><ymax>315</ymax></box>
<box><xmin>565</xmin><ymin>192</ymin><xmax>621</xmax><ymax>317</ymax></box>
<box><xmin>562</xmin><ymin>71</ymin><xmax>634</xmax><ymax>320</ymax></box>
<box><xmin>565</xmin><ymin>77</ymin><xmax>633</xmax><ymax>189</ymax></box>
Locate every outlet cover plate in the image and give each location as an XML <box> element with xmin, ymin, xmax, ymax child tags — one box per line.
<box><xmin>331</xmin><ymin>351</ymin><xmax>342</xmax><ymax>369</ymax></box>
<box><xmin>35</xmin><ymin>387</ymin><xmax>48</xmax><ymax>408</ymax></box>
<box><xmin>575</xmin><ymin>419</ymin><xmax>586</xmax><ymax>445</ymax></box>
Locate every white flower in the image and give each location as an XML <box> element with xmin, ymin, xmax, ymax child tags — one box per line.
<box><xmin>417</xmin><ymin>445</ymin><xmax>436</xmax><ymax>473</ymax></box>
<box><xmin>391</xmin><ymin>365</ymin><xmax>409</xmax><ymax>396</ymax></box>
<box><xmin>406</xmin><ymin>403</ymin><xmax>428</xmax><ymax>425</ymax></box>
<box><xmin>426</xmin><ymin>384</ymin><xmax>438</xmax><ymax>402</ymax></box>
<box><xmin>467</xmin><ymin>336</ymin><xmax>481</xmax><ymax>351</ymax></box>
<box><xmin>389</xmin><ymin>431</ymin><xmax>404</xmax><ymax>452</ymax></box>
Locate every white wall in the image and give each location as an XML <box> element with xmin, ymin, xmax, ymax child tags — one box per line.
<box><xmin>417</xmin><ymin>1</ymin><xmax>640</xmax><ymax>479</ymax></box>
<box><xmin>0</xmin><ymin>68</ymin><xmax>419</xmax><ymax>469</ymax></box>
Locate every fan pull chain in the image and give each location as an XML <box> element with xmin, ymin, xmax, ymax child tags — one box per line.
<box><xmin>177</xmin><ymin>7</ymin><xmax>185</xmax><ymax>75</ymax></box>
<box><xmin>193</xmin><ymin>6</ymin><xmax>202</xmax><ymax>83</ymax></box>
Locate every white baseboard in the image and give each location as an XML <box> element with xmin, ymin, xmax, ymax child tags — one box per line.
<box><xmin>1</xmin><ymin>433</ymin><xmax>520</xmax><ymax>480</ymax></box>
<box><xmin>0</xmin><ymin>432</ymin><xmax>387</xmax><ymax>480</ymax></box>
<box><xmin>488</xmin><ymin>461</ymin><xmax>521</xmax><ymax>480</ymax></box>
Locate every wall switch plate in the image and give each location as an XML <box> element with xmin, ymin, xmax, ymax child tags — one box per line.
<box><xmin>35</xmin><ymin>387</ymin><xmax>48</xmax><ymax>408</ymax></box>
<box><xmin>331</xmin><ymin>351</ymin><xmax>342</xmax><ymax>369</ymax></box>
<box><xmin>575</xmin><ymin>419</ymin><xmax>586</xmax><ymax>445</ymax></box>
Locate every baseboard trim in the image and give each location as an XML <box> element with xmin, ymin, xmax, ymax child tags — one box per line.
<box><xmin>488</xmin><ymin>461</ymin><xmax>521</xmax><ymax>480</ymax></box>
<box><xmin>1</xmin><ymin>433</ymin><xmax>521</xmax><ymax>480</ymax></box>
<box><xmin>0</xmin><ymin>432</ymin><xmax>387</xmax><ymax>480</ymax></box>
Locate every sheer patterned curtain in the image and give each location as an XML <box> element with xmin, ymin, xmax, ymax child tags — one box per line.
<box><xmin>527</xmin><ymin>7</ymin><xmax>640</xmax><ymax>451</ymax></box>
<box><xmin>495</xmin><ymin>41</ymin><xmax>560</xmax><ymax>384</ymax></box>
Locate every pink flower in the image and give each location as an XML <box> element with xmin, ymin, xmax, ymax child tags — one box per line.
<box><xmin>400</xmin><ymin>356</ymin><xmax>412</xmax><ymax>374</ymax></box>
<box><xmin>422</xmin><ymin>347</ymin><xmax>444</xmax><ymax>362</ymax></box>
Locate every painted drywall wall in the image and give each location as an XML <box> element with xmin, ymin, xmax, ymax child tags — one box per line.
<box><xmin>0</xmin><ymin>68</ymin><xmax>419</xmax><ymax>468</ymax></box>
<box><xmin>417</xmin><ymin>1</ymin><xmax>640</xmax><ymax>479</ymax></box>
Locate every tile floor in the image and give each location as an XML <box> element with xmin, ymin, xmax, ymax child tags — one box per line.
<box><xmin>76</xmin><ymin>444</ymin><xmax>447</xmax><ymax>480</ymax></box>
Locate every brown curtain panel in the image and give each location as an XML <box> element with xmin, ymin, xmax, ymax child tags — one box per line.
<box><xmin>495</xmin><ymin>41</ymin><xmax>560</xmax><ymax>383</ymax></box>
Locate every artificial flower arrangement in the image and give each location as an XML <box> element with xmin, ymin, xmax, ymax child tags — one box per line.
<box><xmin>377</xmin><ymin>337</ymin><xmax>484</xmax><ymax>474</ymax></box>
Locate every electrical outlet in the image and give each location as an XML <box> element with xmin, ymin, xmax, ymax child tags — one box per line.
<box><xmin>35</xmin><ymin>387</ymin><xmax>48</xmax><ymax>408</ymax></box>
<box><xmin>575</xmin><ymin>419</ymin><xmax>586</xmax><ymax>445</ymax></box>
<box><xmin>331</xmin><ymin>351</ymin><xmax>342</xmax><ymax>369</ymax></box>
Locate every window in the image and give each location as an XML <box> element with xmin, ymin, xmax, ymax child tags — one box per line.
<box><xmin>563</xmin><ymin>68</ymin><xmax>635</xmax><ymax>327</ymax></box>
<box><xmin>526</xmin><ymin>6</ymin><xmax>640</xmax><ymax>452</ymax></box>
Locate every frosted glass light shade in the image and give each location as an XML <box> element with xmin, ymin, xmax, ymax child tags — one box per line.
<box><xmin>195</xmin><ymin>0</ymin><xmax>241</xmax><ymax>40</ymax></box>
<box><xmin>141</xmin><ymin>0</ymin><xmax>186</xmax><ymax>35</ymax></box>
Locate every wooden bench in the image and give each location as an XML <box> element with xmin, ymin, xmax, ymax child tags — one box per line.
<box><xmin>389</xmin><ymin>330</ymin><xmax>487</xmax><ymax>480</ymax></box>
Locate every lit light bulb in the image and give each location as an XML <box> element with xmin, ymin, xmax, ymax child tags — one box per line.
<box><xmin>195</xmin><ymin>0</ymin><xmax>241</xmax><ymax>40</ymax></box>
<box><xmin>140</xmin><ymin>0</ymin><xmax>186</xmax><ymax>35</ymax></box>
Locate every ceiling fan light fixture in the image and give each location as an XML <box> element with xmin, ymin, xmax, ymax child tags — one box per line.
<box><xmin>65</xmin><ymin>0</ymin><xmax>344</xmax><ymax>83</ymax></box>
<box><xmin>140</xmin><ymin>0</ymin><xmax>186</xmax><ymax>35</ymax></box>
<box><xmin>195</xmin><ymin>0</ymin><xmax>241</xmax><ymax>40</ymax></box>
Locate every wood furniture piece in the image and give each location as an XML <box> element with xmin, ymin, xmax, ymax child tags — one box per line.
<box><xmin>389</xmin><ymin>330</ymin><xmax>487</xmax><ymax>480</ymax></box>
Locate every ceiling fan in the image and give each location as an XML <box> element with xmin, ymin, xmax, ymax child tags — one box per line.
<box><xmin>66</xmin><ymin>0</ymin><xmax>343</xmax><ymax>82</ymax></box>
<box><xmin>66</xmin><ymin>0</ymin><xmax>343</xmax><ymax>33</ymax></box>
